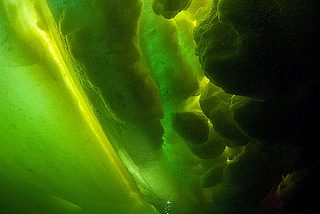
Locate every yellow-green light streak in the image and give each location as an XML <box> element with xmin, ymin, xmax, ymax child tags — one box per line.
<box><xmin>25</xmin><ymin>0</ymin><xmax>148</xmax><ymax>208</ymax></box>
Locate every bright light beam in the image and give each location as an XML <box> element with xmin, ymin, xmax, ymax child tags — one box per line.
<box><xmin>27</xmin><ymin>0</ymin><xmax>151</xmax><ymax>209</ymax></box>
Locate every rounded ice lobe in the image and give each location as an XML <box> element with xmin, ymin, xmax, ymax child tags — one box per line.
<box><xmin>194</xmin><ymin>0</ymin><xmax>318</xmax><ymax>100</ymax></box>
<box><xmin>152</xmin><ymin>0</ymin><xmax>192</xmax><ymax>19</ymax></box>
<box><xmin>171</xmin><ymin>111</ymin><xmax>209</xmax><ymax>144</ymax></box>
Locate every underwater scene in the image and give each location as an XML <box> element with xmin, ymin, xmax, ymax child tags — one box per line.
<box><xmin>0</xmin><ymin>0</ymin><xmax>318</xmax><ymax>213</ymax></box>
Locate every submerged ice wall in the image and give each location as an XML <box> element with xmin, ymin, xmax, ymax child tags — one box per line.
<box><xmin>1</xmin><ymin>0</ymin><xmax>319</xmax><ymax>213</ymax></box>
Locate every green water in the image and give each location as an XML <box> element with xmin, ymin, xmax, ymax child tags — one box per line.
<box><xmin>1</xmin><ymin>0</ymin><xmax>318</xmax><ymax>213</ymax></box>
